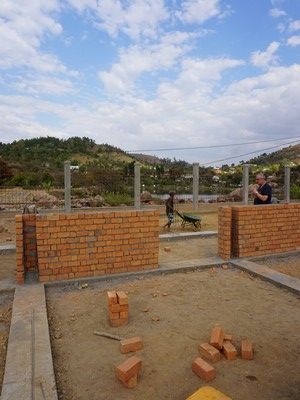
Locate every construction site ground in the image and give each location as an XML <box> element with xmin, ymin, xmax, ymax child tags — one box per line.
<box><xmin>46</xmin><ymin>267</ymin><xmax>300</xmax><ymax>400</ymax></box>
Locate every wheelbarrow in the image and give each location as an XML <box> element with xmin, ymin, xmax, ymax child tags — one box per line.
<box><xmin>175</xmin><ymin>210</ymin><xmax>202</xmax><ymax>230</ymax></box>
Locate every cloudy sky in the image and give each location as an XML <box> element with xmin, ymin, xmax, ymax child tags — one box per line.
<box><xmin>0</xmin><ymin>0</ymin><xmax>300</xmax><ymax>164</ymax></box>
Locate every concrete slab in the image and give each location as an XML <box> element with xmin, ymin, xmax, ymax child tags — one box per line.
<box><xmin>231</xmin><ymin>259</ymin><xmax>300</xmax><ymax>295</ymax></box>
<box><xmin>160</xmin><ymin>231</ymin><xmax>217</xmax><ymax>241</ymax></box>
<box><xmin>1</xmin><ymin>284</ymin><xmax>58</xmax><ymax>400</ymax></box>
<box><xmin>44</xmin><ymin>257</ymin><xmax>225</xmax><ymax>289</ymax></box>
<box><xmin>0</xmin><ymin>244</ymin><xmax>16</xmax><ymax>254</ymax></box>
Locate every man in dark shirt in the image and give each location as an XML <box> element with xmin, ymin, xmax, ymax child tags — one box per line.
<box><xmin>253</xmin><ymin>173</ymin><xmax>272</xmax><ymax>205</ymax></box>
<box><xmin>163</xmin><ymin>192</ymin><xmax>175</xmax><ymax>229</ymax></box>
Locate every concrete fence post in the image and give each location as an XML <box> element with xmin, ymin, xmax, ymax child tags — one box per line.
<box><xmin>64</xmin><ymin>161</ymin><xmax>71</xmax><ymax>212</ymax></box>
<box><xmin>284</xmin><ymin>166</ymin><xmax>291</xmax><ymax>203</ymax></box>
<box><xmin>134</xmin><ymin>163</ymin><xmax>141</xmax><ymax>209</ymax></box>
<box><xmin>242</xmin><ymin>164</ymin><xmax>250</xmax><ymax>205</ymax></box>
<box><xmin>193</xmin><ymin>163</ymin><xmax>199</xmax><ymax>210</ymax></box>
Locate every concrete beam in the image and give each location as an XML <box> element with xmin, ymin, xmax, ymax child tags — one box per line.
<box><xmin>1</xmin><ymin>285</ymin><xmax>58</xmax><ymax>400</ymax></box>
<box><xmin>284</xmin><ymin>166</ymin><xmax>291</xmax><ymax>203</ymax></box>
<box><xmin>192</xmin><ymin>163</ymin><xmax>199</xmax><ymax>210</ymax></box>
<box><xmin>134</xmin><ymin>163</ymin><xmax>141</xmax><ymax>209</ymax></box>
<box><xmin>64</xmin><ymin>161</ymin><xmax>71</xmax><ymax>213</ymax></box>
<box><xmin>242</xmin><ymin>164</ymin><xmax>250</xmax><ymax>205</ymax></box>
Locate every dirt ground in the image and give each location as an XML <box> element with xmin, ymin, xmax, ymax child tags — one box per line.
<box><xmin>0</xmin><ymin>214</ymin><xmax>15</xmax><ymax>244</ymax></box>
<box><xmin>159</xmin><ymin>237</ymin><xmax>217</xmax><ymax>263</ymax></box>
<box><xmin>253</xmin><ymin>254</ymin><xmax>300</xmax><ymax>279</ymax></box>
<box><xmin>0</xmin><ymin>291</ymin><xmax>14</xmax><ymax>393</ymax></box>
<box><xmin>47</xmin><ymin>268</ymin><xmax>300</xmax><ymax>400</ymax></box>
<box><xmin>0</xmin><ymin>254</ymin><xmax>16</xmax><ymax>285</ymax></box>
<box><xmin>159</xmin><ymin>211</ymin><xmax>217</xmax><ymax>233</ymax></box>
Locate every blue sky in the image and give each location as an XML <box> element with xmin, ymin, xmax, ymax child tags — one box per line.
<box><xmin>0</xmin><ymin>0</ymin><xmax>300</xmax><ymax>164</ymax></box>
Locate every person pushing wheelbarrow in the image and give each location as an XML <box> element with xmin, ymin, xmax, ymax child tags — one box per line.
<box><xmin>163</xmin><ymin>192</ymin><xmax>176</xmax><ymax>230</ymax></box>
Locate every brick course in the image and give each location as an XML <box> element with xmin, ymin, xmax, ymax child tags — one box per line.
<box><xmin>218</xmin><ymin>204</ymin><xmax>300</xmax><ymax>259</ymax></box>
<box><xmin>16</xmin><ymin>210</ymin><xmax>159</xmax><ymax>283</ymax></box>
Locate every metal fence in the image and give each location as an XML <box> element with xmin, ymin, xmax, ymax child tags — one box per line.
<box><xmin>0</xmin><ymin>186</ymin><xmax>64</xmax><ymax>210</ymax></box>
<box><xmin>0</xmin><ymin>163</ymin><xmax>299</xmax><ymax>211</ymax></box>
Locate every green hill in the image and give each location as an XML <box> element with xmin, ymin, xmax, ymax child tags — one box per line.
<box><xmin>248</xmin><ymin>143</ymin><xmax>300</xmax><ymax>165</ymax></box>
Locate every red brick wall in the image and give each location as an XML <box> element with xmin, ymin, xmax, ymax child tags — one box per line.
<box><xmin>16</xmin><ymin>210</ymin><xmax>160</xmax><ymax>283</ymax></box>
<box><xmin>218</xmin><ymin>204</ymin><xmax>300</xmax><ymax>259</ymax></box>
<box><xmin>15</xmin><ymin>214</ymin><xmax>38</xmax><ymax>284</ymax></box>
<box><xmin>16</xmin><ymin>215</ymin><xmax>24</xmax><ymax>284</ymax></box>
<box><xmin>218</xmin><ymin>207</ymin><xmax>232</xmax><ymax>260</ymax></box>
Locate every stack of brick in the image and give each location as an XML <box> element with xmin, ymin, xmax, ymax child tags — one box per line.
<box><xmin>107</xmin><ymin>291</ymin><xmax>129</xmax><ymax>327</ymax></box>
<box><xmin>116</xmin><ymin>356</ymin><xmax>142</xmax><ymax>388</ymax></box>
<box><xmin>192</xmin><ymin>325</ymin><xmax>254</xmax><ymax>382</ymax></box>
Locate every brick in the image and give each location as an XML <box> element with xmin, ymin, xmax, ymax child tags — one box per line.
<box><xmin>122</xmin><ymin>373</ymin><xmax>138</xmax><ymax>388</ymax></box>
<box><xmin>117</xmin><ymin>291</ymin><xmax>128</xmax><ymax>305</ymax></box>
<box><xmin>224</xmin><ymin>334</ymin><xmax>233</xmax><ymax>342</ymax></box>
<box><xmin>210</xmin><ymin>326</ymin><xmax>224</xmax><ymax>350</ymax></box>
<box><xmin>222</xmin><ymin>341</ymin><xmax>237</xmax><ymax>360</ymax></box>
<box><xmin>241</xmin><ymin>339</ymin><xmax>253</xmax><ymax>360</ymax></box>
<box><xmin>120</xmin><ymin>311</ymin><xmax>128</xmax><ymax>319</ymax></box>
<box><xmin>107</xmin><ymin>291</ymin><xmax>118</xmax><ymax>305</ymax></box>
<box><xmin>198</xmin><ymin>343</ymin><xmax>221</xmax><ymax>363</ymax></box>
<box><xmin>109</xmin><ymin>311</ymin><xmax>120</xmax><ymax>320</ymax></box>
<box><xmin>192</xmin><ymin>357</ymin><xmax>215</xmax><ymax>382</ymax></box>
<box><xmin>110</xmin><ymin>318</ymin><xmax>128</xmax><ymax>327</ymax></box>
<box><xmin>120</xmin><ymin>337</ymin><xmax>143</xmax><ymax>354</ymax></box>
<box><xmin>109</xmin><ymin>304</ymin><xmax>121</xmax><ymax>313</ymax></box>
<box><xmin>115</xmin><ymin>356</ymin><xmax>142</xmax><ymax>383</ymax></box>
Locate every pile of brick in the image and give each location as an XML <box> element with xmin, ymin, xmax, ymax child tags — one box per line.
<box><xmin>116</xmin><ymin>337</ymin><xmax>144</xmax><ymax>388</ymax></box>
<box><xmin>107</xmin><ymin>291</ymin><xmax>129</xmax><ymax>327</ymax></box>
<box><xmin>192</xmin><ymin>325</ymin><xmax>254</xmax><ymax>382</ymax></box>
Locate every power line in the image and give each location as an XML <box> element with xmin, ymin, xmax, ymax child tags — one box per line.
<box><xmin>201</xmin><ymin>139</ymin><xmax>300</xmax><ymax>166</ymax></box>
<box><xmin>127</xmin><ymin>135</ymin><xmax>300</xmax><ymax>153</ymax></box>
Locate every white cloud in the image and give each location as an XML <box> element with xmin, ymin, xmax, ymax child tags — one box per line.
<box><xmin>99</xmin><ymin>31</ymin><xmax>197</xmax><ymax>92</ymax></box>
<box><xmin>1</xmin><ymin>62</ymin><xmax>300</xmax><ymax>163</ymax></box>
<box><xmin>287</xmin><ymin>35</ymin><xmax>300</xmax><ymax>47</ymax></box>
<box><xmin>269</xmin><ymin>8</ymin><xmax>287</xmax><ymax>18</ymax></box>
<box><xmin>289</xmin><ymin>20</ymin><xmax>300</xmax><ymax>32</ymax></box>
<box><xmin>11</xmin><ymin>75</ymin><xmax>75</xmax><ymax>96</ymax></box>
<box><xmin>250</xmin><ymin>42</ymin><xmax>280</xmax><ymax>68</ymax></box>
<box><xmin>276</xmin><ymin>22</ymin><xmax>286</xmax><ymax>33</ymax></box>
<box><xmin>0</xmin><ymin>0</ymin><xmax>66</xmax><ymax>72</ymax></box>
<box><xmin>68</xmin><ymin>0</ymin><xmax>169</xmax><ymax>40</ymax></box>
<box><xmin>176</xmin><ymin>0</ymin><xmax>223</xmax><ymax>24</ymax></box>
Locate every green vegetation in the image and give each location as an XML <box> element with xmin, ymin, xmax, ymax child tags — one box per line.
<box><xmin>291</xmin><ymin>184</ymin><xmax>300</xmax><ymax>200</ymax></box>
<box><xmin>103</xmin><ymin>193</ymin><xmax>133</xmax><ymax>206</ymax></box>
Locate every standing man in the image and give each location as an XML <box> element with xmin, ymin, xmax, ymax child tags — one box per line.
<box><xmin>163</xmin><ymin>192</ymin><xmax>176</xmax><ymax>230</ymax></box>
<box><xmin>252</xmin><ymin>173</ymin><xmax>272</xmax><ymax>205</ymax></box>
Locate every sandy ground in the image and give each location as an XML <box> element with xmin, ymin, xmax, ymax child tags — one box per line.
<box><xmin>253</xmin><ymin>254</ymin><xmax>300</xmax><ymax>279</ymax></box>
<box><xmin>46</xmin><ymin>268</ymin><xmax>300</xmax><ymax>400</ymax></box>
<box><xmin>0</xmin><ymin>214</ymin><xmax>15</xmax><ymax>244</ymax></box>
<box><xmin>0</xmin><ymin>254</ymin><xmax>16</xmax><ymax>285</ymax></box>
<box><xmin>159</xmin><ymin>237</ymin><xmax>217</xmax><ymax>263</ymax></box>
<box><xmin>159</xmin><ymin>211</ymin><xmax>217</xmax><ymax>233</ymax></box>
<box><xmin>0</xmin><ymin>291</ymin><xmax>14</xmax><ymax>393</ymax></box>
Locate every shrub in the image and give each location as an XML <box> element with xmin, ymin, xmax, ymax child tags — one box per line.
<box><xmin>104</xmin><ymin>192</ymin><xmax>133</xmax><ymax>206</ymax></box>
<box><xmin>290</xmin><ymin>184</ymin><xmax>300</xmax><ymax>199</ymax></box>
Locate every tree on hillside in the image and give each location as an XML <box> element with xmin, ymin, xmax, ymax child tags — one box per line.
<box><xmin>0</xmin><ymin>159</ymin><xmax>13</xmax><ymax>185</ymax></box>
